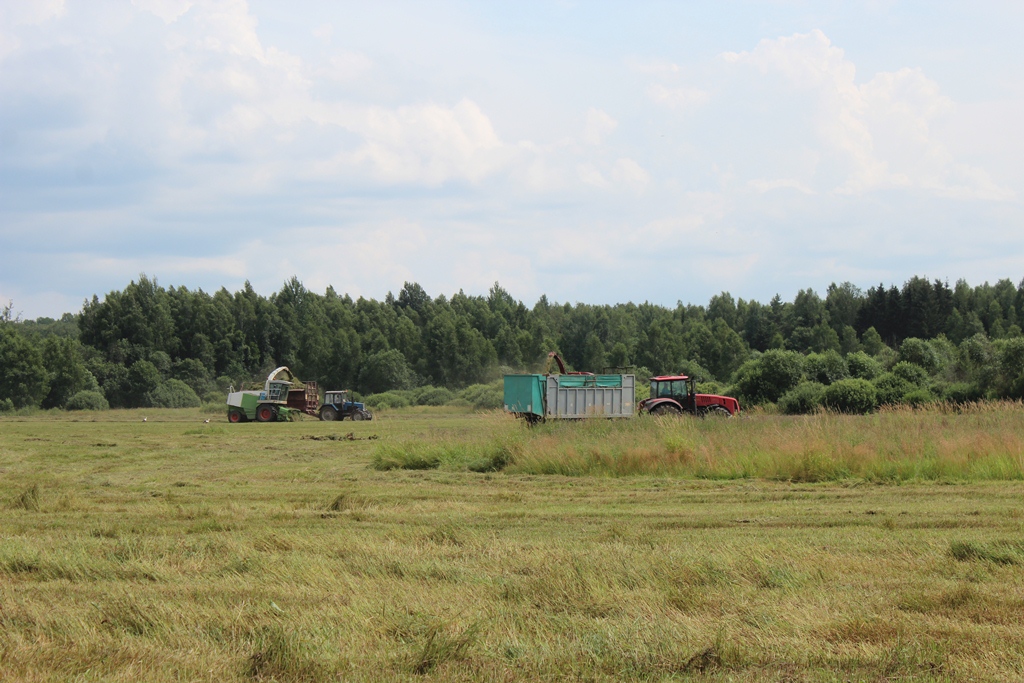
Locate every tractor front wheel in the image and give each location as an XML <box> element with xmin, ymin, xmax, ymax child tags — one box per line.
<box><xmin>320</xmin><ymin>406</ymin><xmax>338</xmax><ymax>421</ymax></box>
<box><xmin>228</xmin><ymin>408</ymin><xmax>245</xmax><ymax>423</ymax></box>
<box><xmin>352</xmin><ymin>409</ymin><xmax>368</xmax><ymax>421</ymax></box>
<box><xmin>699</xmin><ymin>405</ymin><xmax>732</xmax><ymax>419</ymax></box>
<box><xmin>256</xmin><ymin>404</ymin><xmax>276</xmax><ymax>422</ymax></box>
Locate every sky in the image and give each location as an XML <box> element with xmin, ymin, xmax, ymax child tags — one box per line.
<box><xmin>2</xmin><ymin>1</ymin><xmax>1023</xmax><ymax>319</ymax></box>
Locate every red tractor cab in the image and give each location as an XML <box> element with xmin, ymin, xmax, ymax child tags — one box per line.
<box><xmin>638</xmin><ymin>375</ymin><xmax>740</xmax><ymax>417</ymax></box>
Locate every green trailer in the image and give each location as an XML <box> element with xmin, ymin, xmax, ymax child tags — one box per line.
<box><xmin>503</xmin><ymin>374</ymin><xmax>547</xmax><ymax>423</ymax></box>
<box><xmin>504</xmin><ymin>373</ymin><xmax>635</xmax><ymax>423</ymax></box>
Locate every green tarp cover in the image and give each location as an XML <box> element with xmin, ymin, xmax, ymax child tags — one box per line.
<box><xmin>556</xmin><ymin>375</ymin><xmax>623</xmax><ymax>388</ymax></box>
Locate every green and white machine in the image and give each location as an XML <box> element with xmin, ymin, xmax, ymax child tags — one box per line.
<box><xmin>226</xmin><ymin>366</ymin><xmax>318</xmax><ymax>423</ymax></box>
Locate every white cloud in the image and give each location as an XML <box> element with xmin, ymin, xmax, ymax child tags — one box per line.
<box><xmin>581</xmin><ymin>108</ymin><xmax>618</xmax><ymax>145</ymax></box>
<box><xmin>338</xmin><ymin>99</ymin><xmax>511</xmax><ymax>185</ymax></box>
<box><xmin>132</xmin><ymin>0</ymin><xmax>192</xmax><ymax>24</ymax></box>
<box><xmin>577</xmin><ymin>163</ymin><xmax>607</xmax><ymax>188</ymax></box>
<box><xmin>748</xmin><ymin>178</ymin><xmax>813</xmax><ymax>194</ymax></box>
<box><xmin>646</xmin><ymin>83</ymin><xmax>709</xmax><ymax>110</ymax></box>
<box><xmin>0</xmin><ymin>0</ymin><xmax>65</xmax><ymax>60</ymax></box>
<box><xmin>610</xmin><ymin>158</ymin><xmax>650</xmax><ymax>192</ymax></box>
<box><xmin>1</xmin><ymin>0</ymin><xmax>65</xmax><ymax>26</ymax></box>
<box><xmin>722</xmin><ymin>29</ymin><xmax>1014</xmax><ymax>200</ymax></box>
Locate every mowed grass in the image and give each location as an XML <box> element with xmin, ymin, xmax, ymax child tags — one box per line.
<box><xmin>2</xmin><ymin>407</ymin><xmax>1024</xmax><ymax>681</ymax></box>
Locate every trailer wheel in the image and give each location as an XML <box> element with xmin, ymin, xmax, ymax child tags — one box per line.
<box><xmin>228</xmin><ymin>408</ymin><xmax>245</xmax><ymax>423</ymax></box>
<box><xmin>256</xmin><ymin>404</ymin><xmax>276</xmax><ymax>422</ymax></box>
<box><xmin>320</xmin><ymin>406</ymin><xmax>338</xmax><ymax>421</ymax></box>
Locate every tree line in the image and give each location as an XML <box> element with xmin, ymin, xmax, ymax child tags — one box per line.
<box><xmin>2</xmin><ymin>275</ymin><xmax>1024</xmax><ymax>413</ymax></box>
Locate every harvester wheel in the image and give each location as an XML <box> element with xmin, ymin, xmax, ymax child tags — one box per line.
<box><xmin>256</xmin><ymin>404</ymin><xmax>276</xmax><ymax>422</ymax></box>
<box><xmin>699</xmin><ymin>405</ymin><xmax>732</xmax><ymax>419</ymax></box>
<box><xmin>320</xmin><ymin>406</ymin><xmax>338</xmax><ymax>421</ymax></box>
<box><xmin>228</xmin><ymin>408</ymin><xmax>245</xmax><ymax>423</ymax></box>
<box><xmin>650</xmin><ymin>404</ymin><xmax>681</xmax><ymax>417</ymax></box>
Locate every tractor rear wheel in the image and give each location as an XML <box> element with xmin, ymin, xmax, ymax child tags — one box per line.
<box><xmin>228</xmin><ymin>408</ymin><xmax>245</xmax><ymax>423</ymax></box>
<box><xmin>700</xmin><ymin>405</ymin><xmax>732</xmax><ymax>419</ymax></box>
<box><xmin>256</xmin><ymin>404</ymin><xmax>276</xmax><ymax>422</ymax></box>
<box><xmin>320</xmin><ymin>406</ymin><xmax>338</xmax><ymax>421</ymax></box>
<box><xmin>650</xmin><ymin>404</ymin><xmax>682</xmax><ymax>416</ymax></box>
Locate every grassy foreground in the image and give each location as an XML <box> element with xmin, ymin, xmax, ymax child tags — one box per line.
<box><xmin>2</xmin><ymin>407</ymin><xmax>1024</xmax><ymax>681</ymax></box>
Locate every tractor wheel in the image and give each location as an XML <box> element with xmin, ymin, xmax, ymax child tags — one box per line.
<box><xmin>700</xmin><ymin>405</ymin><xmax>732</xmax><ymax>419</ymax></box>
<box><xmin>352</xmin><ymin>409</ymin><xmax>367</xmax><ymax>421</ymax></box>
<box><xmin>320</xmin><ymin>406</ymin><xmax>338</xmax><ymax>421</ymax></box>
<box><xmin>650</xmin><ymin>404</ymin><xmax>682</xmax><ymax>417</ymax></box>
<box><xmin>228</xmin><ymin>408</ymin><xmax>245</xmax><ymax>423</ymax></box>
<box><xmin>256</xmin><ymin>404</ymin><xmax>276</xmax><ymax>422</ymax></box>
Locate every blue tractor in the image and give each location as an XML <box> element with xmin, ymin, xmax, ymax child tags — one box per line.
<box><xmin>318</xmin><ymin>390</ymin><xmax>373</xmax><ymax>421</ymax></box>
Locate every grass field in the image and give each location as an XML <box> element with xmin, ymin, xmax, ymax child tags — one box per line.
<box><xmin>3</xmin><ymin>406</ymin><xmax>1024</xmax><ymax>681</ymax></box>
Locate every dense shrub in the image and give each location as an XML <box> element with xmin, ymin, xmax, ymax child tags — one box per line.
<box><xmin>733</xmin><ymin>350</ymin><xmax>804</xmax><ymax>405</ymax></box>
<box><xmin>363</xmin><ymin>392</ymin><xmax>412</xmax><ymax>409</ymax></box>
<box><xmin>891</xmin><ymin>361</ymin><xmax>929</xmax><ymax>387</ymax></box>
<box><xmin>873</xmin><ymin>373</ymin><xmax>913</xmax><ymax>405</ymax></box>
<box><xmin>778</xmin><ymin>382</ymin><xmax>826</xmax><ymax>415</ymax></box>
<box><xmin>457</xmin><ymin>381</ymin><xmax>503</xmax><ymax>410</ymax></box>
<box><xmin>822</xmin><ymin>379</ymin><xmax>877</xmax><ymax>414</ymax></box>
<box><xmin>66</xmin><ymin>390</ymin><xmax>110</xmax><ymax>411</ymax></box>
<box><xmin>413</xmin><ymin>386</ymin><xmax>454</xmax><ymax>406</ymax></box>
<box><xmin>202</xmin><ymin>390</ymin><xmax>224</xmax><ymax>404</ymax></box>
<box><xmin>940</xmin><ymin>382</ymin><xmax>984</xmax><ymax>404</ymax></box>
<box><xmin>897</xmin><ymin>337</ymin><xmax>938</xmax><ymax>373</ymax></box>
<box><xmin>846</xmin><ymin>351</ymin><xmax>881</xmax><ymax>381</ymax></box>
<box><xmin>903</xmin><ymin>388</ymin><xmax>937</xmax><ymax>407</ymax></box>
<box><xmin>147</xmin><ymin>379</ymin><xmax>201</xmax><ymax>408</ymax></box>
<box><xmin>0</xmin><ymin>397</ymin><xmax>15</xmax><ymax>413</ymax></box>
<box><xmin>804</xmin><ymin>350</ymin><xmax>849</xmax><ymax>385</ymax></box>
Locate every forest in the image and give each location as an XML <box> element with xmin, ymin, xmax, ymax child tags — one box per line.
<box><xmin>2</xmin><ymin>274</ymin><xmax>1024</xmax><ymax>415</ymax></box>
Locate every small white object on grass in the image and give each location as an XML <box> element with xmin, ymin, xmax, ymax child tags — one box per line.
<box><xmin>142</xmin><ymin>417</ymin><xmax>147</xmax><ymax>422</ymax></box>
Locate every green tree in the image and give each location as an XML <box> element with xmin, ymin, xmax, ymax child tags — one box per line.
<box><xmin>125</xmin><ymin>360</ymin><xmax>162</xmax><ymax>408</ymax></box>
<box><xmin>733</xmin><ymin>349</ymin><xmax>804</xmax><ymax>405</ymax></box>
<box><xmin>359</xmin><ymin>349</ymin><xmax>413</xmax><ymax>394</ymax></box>
<box><xmin>40</xmin><ymin>336</ymin><xmax>95</xmax><ymax>409</ymax></box>
<box><xmin>0</xmin><ymin>326</ymin><xmax>48</xmax><ymax>408</ymax></box>
<box><xmin>581</xmin><ymin>332</ymin><xmax>606</xmax><ymax>372</ymax></box>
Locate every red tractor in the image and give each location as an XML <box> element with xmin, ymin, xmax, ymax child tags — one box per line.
<box><xmin>638</xmin><ymin>375</ymin><xmax>740</xmax><ymax>417</ymax></box>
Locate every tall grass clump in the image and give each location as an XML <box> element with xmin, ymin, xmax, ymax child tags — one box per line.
<box><xmin>246</xmin><ymin>625</ymin><xmax>331</xmax><ymax>682</ymax></box>
<box><xmin>493</xmin><ymin>401</ymin><xmax>1024</xmax><ymax>482</ymax></box>
<box><xmin>371</xmin><ymin>414</ymin><xmax>524</xmax><ymax>471</ymax></box>
<box><xmin>12</xmin><ymin>484</ymin><xmax>41</xmax><ymax>511</ymax></box>
<box><xmin>410</xmin><ymin>621</ymin><xmax>480</xmax><ymax>674</ymax></box>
